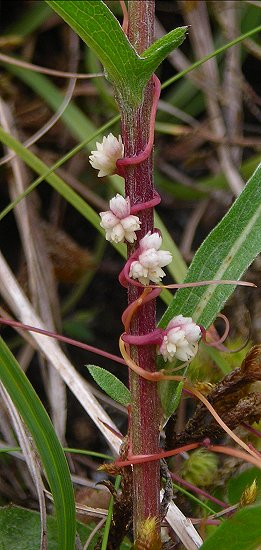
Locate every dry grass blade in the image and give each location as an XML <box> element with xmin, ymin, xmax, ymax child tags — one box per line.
<box><xmin>165</xmin><ymin>500</ymin><xmax>203</xmax><ymax>549</ymax></box>
<box><xmin>0</xmin><ymin>32</ymin><xmax>79</xmax><ymax>168</ymax></box>
<box><xmin>0</xmin><ymin>98</ymin><xmax>67</xmax><ymax>441</ymax></box>
<box><xmin>180</xmin><ymin>0</ymin><xmax>244</xmax><ymax>196</ymax></box>
<box><xmin>0</xmin><ymin>249</ymin><xmax>121</xmax><ymax>454</ymax></box>
<box><xmin>83</xmin><ymin>518</ymin><xmax>106</xmax><ymax>550</ymax></box>
<box><xmin>213</xmin><ymin>1</ymin><xmax>243</xmax><ymax>165</ymax></box>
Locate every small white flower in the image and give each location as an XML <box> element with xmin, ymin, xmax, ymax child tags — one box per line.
<box><xmin>159</xmin><ymin>315</ymin><xmax>201</xmax><ymax>362</ymax></box>
<box><xmin>140</xmin><ymin>231</ymin><xmax>162</xmax><ymax>251</ymax></box>
<box><xmin>99</xmin><ymin>194</ymin><xmax>141</xmax><ymax>244</ymax></box>
<box><xmin>129</xmin><ymin>261</ymin><xmax>149</xmax><ymax>286</ymax></box>
<box><xmin>139</xmin><ymin>248</ymin><xmax>160</xmax><ymax>269</ymax></box>
<box><xmin>129</xmin><ymin>231</ymin><xmax>172</xmax><ymax>285</ymax></box>
<box><xmin>110</xmin><ymin>194</ymin><xmax>129</xmax><ymax>218</ymax></box>
<box><xmin>89</xmin><ymin>133</ymin><xmax>124</xmax><ymax>177</ymax></box>
<box><xmin>156</xmin><ymin>250</ymin><xmax>173</xmax><ymax>267</ymax></box>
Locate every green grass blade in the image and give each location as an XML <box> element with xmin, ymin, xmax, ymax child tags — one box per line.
<box><xmin>0</xmin><ymin>337</ymin><xmax>76</xmax><ymax>549</ymax></box>
<box><xmin>101</xmin><ymin>475</ymin><xmax>121</xmax><ymax>550</ymax></box>
<box><xmin>161</xmin><ymin>25</ymin><xmax>261</xmax><ymax>91</ymax></box>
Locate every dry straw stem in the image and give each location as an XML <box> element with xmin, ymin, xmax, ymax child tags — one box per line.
<box><xmin>0</xmin><ymin>32</ymin><xmax>79</xmax><ymax>168</ymax></box>
<box><xmin>0</xmin><ymin>250</ymin><xmax>121</xmax><ymax>454</ymax></box>
<box><xmin>180</xmin><ymin>0</ymin><xmax>244</xmax><ymax>196</ymax></box>
<box><xmin>0</xmin><ymin>98</ymin><xmax>67</xmax><ymax>441</ymax></box>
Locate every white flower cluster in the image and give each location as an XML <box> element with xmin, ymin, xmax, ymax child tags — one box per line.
<box><xmin>91</xmin><ymin>134</ymin><xmax>174</xmax><ymax>285</ymax></box>
<box><xmin>129</xmin><ymin>231</ymin><xmax>172</xmax><ymax>285</ymax></box>
<box><xmin>100</xmin><ymin>194</ymin><xmax>141</xmax><ymax>244</ymax></box>
<box><xmin>159</xmin><ymin>315</ymin><xmax>201</xmax><ymax>362</ymax></box>
<box><xmin>89</xmin><ymin>133</ymin><xmax>124</xmax><ymax>177</ymax></box>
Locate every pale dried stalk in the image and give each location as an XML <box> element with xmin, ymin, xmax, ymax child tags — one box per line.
<box><xmin>0</xmin><ymin>249</ymin><xmax>121</xmax><ymax>452</ymax></box>
<box><xmin>0</xmin><ymin>98</ymin><xmax>66</xmax><ymax>441</ymax></box>
<box><xmin>0</xmin><ymin>32</ymin><xmax>78</xmax><ymax>168</ymax></box>
<box><xmin>213</xmin><ymin>0</ymin><xmax>243</xmax><ymax>164</ymax></box>
<box><xmin>180</xmin><ymin>0</ymin><xmax>244</xmax><ymax>196</ymax></box>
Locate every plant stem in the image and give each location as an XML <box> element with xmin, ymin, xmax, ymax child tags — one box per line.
<box><xmin>120</xmin><ymin>0</ymin><xmax>161</xmax><ymax>538</ymax></box>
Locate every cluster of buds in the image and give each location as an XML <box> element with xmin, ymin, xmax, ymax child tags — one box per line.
<box><xmin>129</xmin><ymin>231</ymin><xmax>172</xmax><ymax>285</ymax></box>
<box><xmin>159</xmin><ymin>315</ymin><xmax>201</xmax><ymax>362</ymax></box>
<box><xmin>100</xmin><ymin>194</ymin><xmax>141</xmax><ymax>244</ymax></box>
<box><xmin>89</xmin><ymin>133</ymin><xmax>124</xmax><ymax>177</ymax></box>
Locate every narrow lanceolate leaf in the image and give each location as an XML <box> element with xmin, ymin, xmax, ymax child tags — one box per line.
<box><xmin>46</xmin><ymin>1</ymin><xmax>187</xmax><ymax>106</ymax></box>
<box><xmin>87</xmin><ymin>365</ymin><xmax>131</xmax><ymax>406</ymax></box>
<box><xmin>0</xmin><ymin>338</ymin><xmax>76</xmax><ymax>550</ymax></box>
<box><xmin>46</xmin><ymin>0</ymin><xmax>139</xmax><ymax>103</ymax></box>
<box><xmin>142</xmin><ymin>26</ymin><xmax>188</xmax><ymax>75</ymax></box>
<box><xmin>159</xmin><ymin>163</ymin><xmax>261</xmax><ymax>329</ymax></box>
<box><xmin>159</xmin><ymin>163</ymin><xmax>261</xmax><ymax>417</ymax></box>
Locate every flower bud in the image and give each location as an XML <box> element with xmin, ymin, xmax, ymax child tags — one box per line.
<box><xmin>181</xmin><ymin>449</ymin><xmax>218</xmax><ymax>487</ymax></box>
<box><xmin>100</xmin><ymin>194</ymin><xmax>141</xmax><ymax>244</ymax></box>
<box><xmin>159</xmin><ymin>315</ymin><xmax>201</xmax><ymax>362</ymax></box>
<box><xmin>129</xmin><ymin>231</ymin><xmax>172</xmax><ymax>285</ymax></box>
<box><xmin>89</xmin><ymin>133</ymin><xmax>124</xmax><ymax>177</ymax></box>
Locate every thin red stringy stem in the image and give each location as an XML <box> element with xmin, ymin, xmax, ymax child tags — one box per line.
<box><xmin>0</xmin><ymin>317</ymin><xmax>126</xmax><ymax>365</ymax></box>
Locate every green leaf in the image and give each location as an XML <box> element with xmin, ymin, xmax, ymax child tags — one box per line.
<box><xmin>159</xmin><ymin>163</ymin><xmax>261</xmax><ymax>329</ymax></box>
<box><xmin>228</xmin><ymin>468</ymin><xmax>261</xmax><ymax>505</ymax></box>
<box><xmin>87</xmin><ymin>365</ymin><xmax>130</xmax><ymax>406</ymax></box>
<box><xmin>0</xmin><ymin>338</ymin><xmax>76</xmax><ymax>550</ymax></box>
<box><xmin>200</xmin><ymin>504</ymin><xmax>261</xmax><ymax>550</ymax></box>
<box><xmin>46</xmin><ymin>0</ymin><xmax>139</xmax><ymax>102</ymax></box>
<box><xmin>101</xmin><ymin>475</ymin><xmax>121</xmax><ymax>550</ymax></box>
<box><xmin>158</xmin><ymin>163</ymin><xmax>261</xmax><ymax>416</ymax></box>
<box><xmin>142</xmin><ymin>26</ymin><xmax>188</xmax><ymax>73</ymax></box>
<box><xmin>46</xmin><ymin>0</ymin><xmax>187</xmax><ymax>106</ymax></box>
<box><xmin>0</xmin><ymin>506</ymin><xmax>91</xmax><ymax>550</ymax></box>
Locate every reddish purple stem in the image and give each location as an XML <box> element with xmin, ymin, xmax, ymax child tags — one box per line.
<box><xmin>170</xmin><ymin>472</ymin><xmax>228</xmax><ymax>508</ymax></box>
<box><xmin>116</xmin><ymin>74</ymin><xmax>161</xmax><ymax>171</ymax></box>
<box><xmin>122</xmin><ymin>328</ymin><xmax>164</xmax><ymax>346</ymax></box>
<box><xmin>130</xmin><ymin>191</ymin><xmax>161</xmax><ymax>214</ymax></box>
<box><xmin>242</xmin><ymin>423</ymin><xmax>261</xmax><ymax>439</ymax></box>
<box><xmin>0</xmin><ymin>317</ymin><xmax>126</xmax><ymax>366</ymax></box>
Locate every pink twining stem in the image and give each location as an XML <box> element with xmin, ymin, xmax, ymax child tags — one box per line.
<box><xmin>0</xmin><ymin>317</ymin><xmax>126</xmax><ymax>366</ymax></box>
<box><xmin>122</xmin><ymin>328</ymin><xmax>165</xmax><ymax>346</ymax></box>
<box><xmin>116</xmin><ymin>73</ymin><xmax>161</xmax><ymax>172</ymax></box>
<box><xmin>119</xmin><ymin>0</ymin><xmax>128</xmax><ymax>35</ymax></box>
<box><xmin>129</xmin><ymin>191</ymin><xmax>161</xmax><ymax>214</ymax></box>
<box><xmin>115</xmin><ymin>441</ymin><xmax>261</xmax><ymax>470</ymax></box>
<box><xmin>115</xmin><ymin>442</ymin><xmax>200</xmax><ymax>467</ymax></box>
<box><xmin>201</xmin><ymin>313</ymin><xmax>229</xmax><ymax>347</ymax></box>
<box><xmin>121</xmin><ymin>287</ymin><xmax>161</xmax><ymax>329</ymax></box>
<box><xmin>119</xmin><ymin>257</ymin><xmax>256</xmax><ymax>289</ymax></box>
